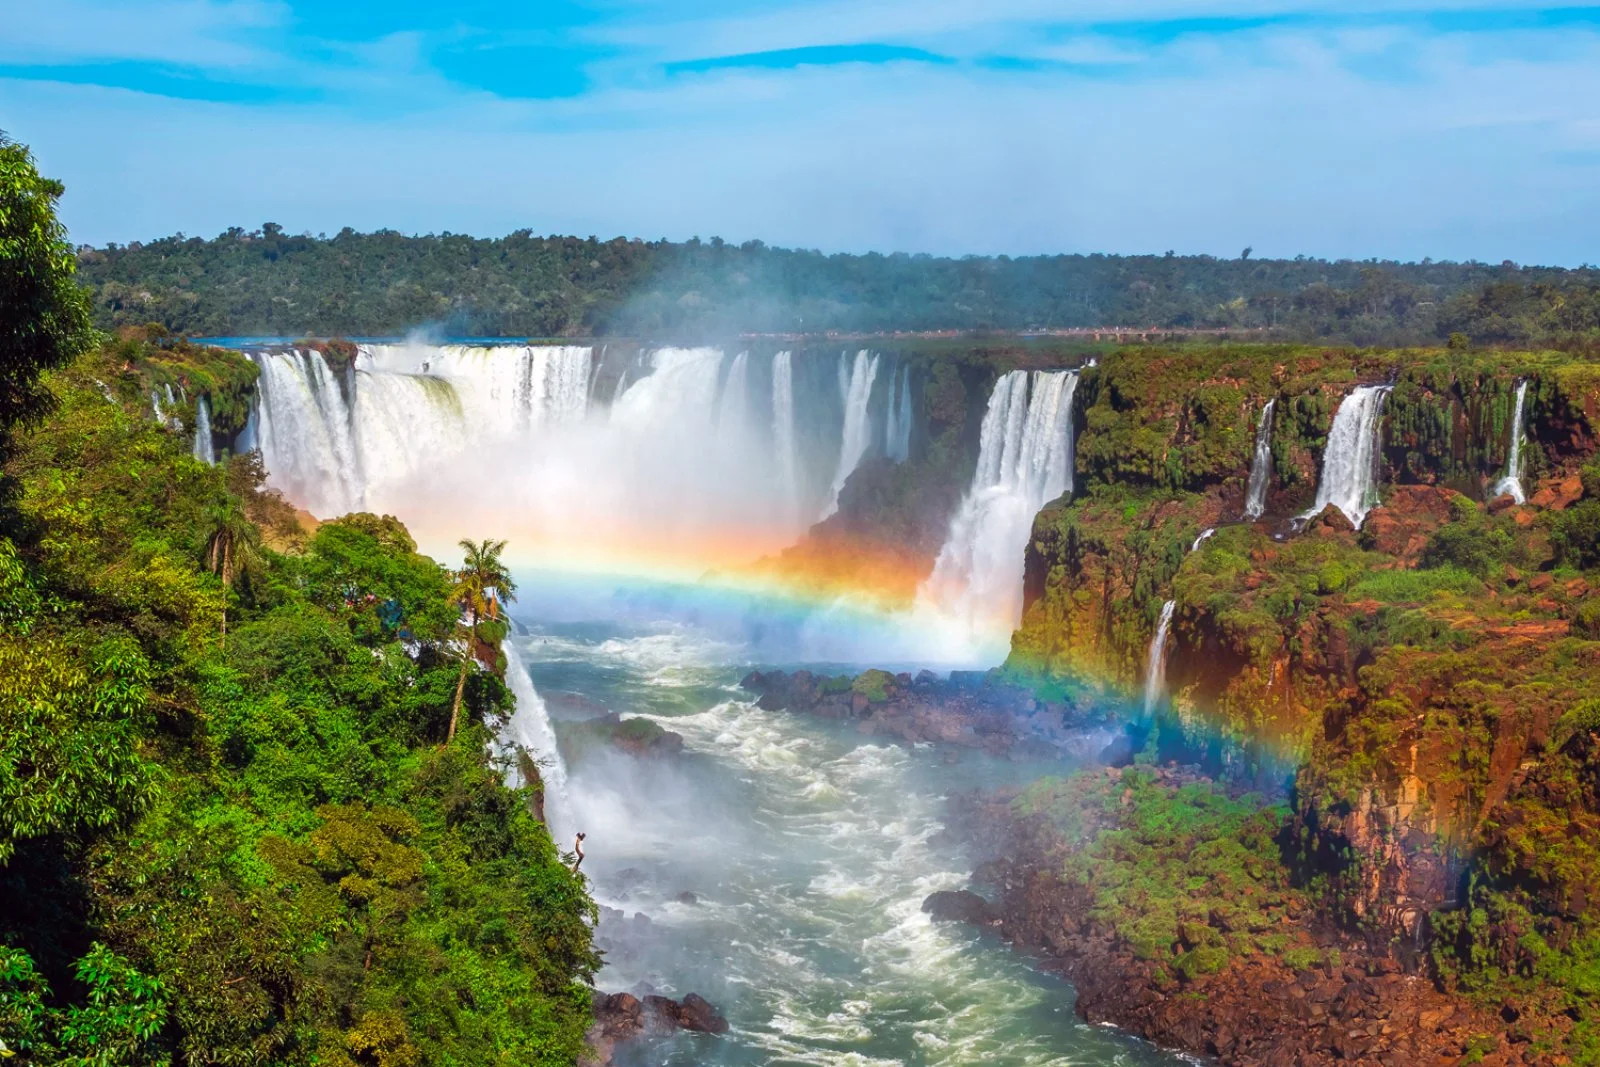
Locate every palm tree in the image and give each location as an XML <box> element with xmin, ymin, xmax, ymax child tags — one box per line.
<box><xmin>203</xmin><ymin>502</ymin><xmax>260</xmax><ymax>646</ymax></box>
<box><xmin>447</xmin><ymin>538</ymin><xmax>516</xmax><ymax>743</ymax></box>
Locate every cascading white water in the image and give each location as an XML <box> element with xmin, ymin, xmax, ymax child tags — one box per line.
<box><xmin>1299</xmin><ymin>384</ymin><xmax>1392</xmax><ymax>529</ymax></box>
<box><xmin>245</xmin><ymin>343</ymin><xmax>895</xmax><ymax>573</ymax></box>
<box><xmin>254</xmin><ymin>350</ymin><xmax>365</xmax><ymax>517</ymax></box>
<box><xmin>191</xmin><ymin>395</ymin><xmax>216</xmax><ymax>464</ymax></box>
<box><xmin>1243</xmin><ymin>398</ymin><xmax>1275</xmax><ymax>520</ymax></box>
<box><xmin>717</xmin><ymin>351</ymin><xmax>752</xmax><ymax>444</ymax></box>
<box><xmin>1494</xmin><ymin>380</ymin><xmax>1530</xmax><ymax>505</ymax></box>
<box><xmin>919</xmin><ymin>370</ymin><xmax>1078</xmax><ymax>634</ymax></box>
<box><xmin>820</xmin><ymin>350</ymin><xmax>881</xmax><ymax>520</ymax></box>
<box><xmin>500</xmin><ymin>641</ymin><xmax>571</xmax><ymax>839</ymax></box>
<box><xmin>772</xmin><ymin>351</ymin><xmax>800</xmax><ymax>525</ymax></box>
<box><xmin>1143</xmin><ymin>599</ymin><xmax>1177</xmax><ymax>714</ymax></box>
<box><xmin>1191</xmin><ymin>527</ymin><xmax>1215</xmax><ymax>552</ymax></box>
<box><xmin>883</xmin><ymin>363</ymin><xmax>913</xmax><ymax>463</ymax></box>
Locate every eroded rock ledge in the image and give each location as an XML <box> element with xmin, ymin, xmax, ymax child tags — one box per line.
<box><xmin>739</xmin><ymin>667</ymin><xmax>1107</xmax><ymax>758</ymax></box>
<box><xmin>932</xmin><ymin>776</ymin><xmax>1539</xmax><ymax>1067</ymax></box>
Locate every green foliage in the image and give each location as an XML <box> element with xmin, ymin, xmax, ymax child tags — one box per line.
<box><xmin>0</xmin><ymin>136</ymin><xmax>95</xmax><ymax>440</ymax></box>
<box><xmin>852</xmin><ymin>669</ymin><xmax>895</xmax><ymax>703</ymax></box>
<box><xmin>1014</xmin><ymin>770</ymin><xmax>1309</xmax><ymax>974</ymax></box>
<box><xmin>72</xmin><ymin>223</ymin><xmax>1600</xmax><ymax>342</ymax></box>
<box><xmin>1420</xmin><ymin>496</ymin><xmax>1519</xmax><ymax>577</ymax></box>
<box><xmin>1346</xmin><ymin>566</ymin><xmax>1482</xmax><ymax>603</ymax></box>
<box><xmin>0</xmin><ymin>341</ymin><xmax>597</xmax><ymax>1064</ymax></box>
<box><xmin>0</xmin><ymin>943</ymin><xmax>169</xmax><ymax>1066</ymax></box>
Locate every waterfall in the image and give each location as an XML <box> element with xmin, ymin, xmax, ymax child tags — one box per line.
<box><xmin>717</xmin><ymin>351</ymin><xmax>752</xmax><ymax>444</ymax></box>
<box><xmin>1191</xmin><ymin>528</ymin><xmax>1215</xmax><ymax>552</ymax></box>
<box><xmin>1299</xmin><ymin>384</ymin><xmax>1392</xmax><ymax>529</ymax></box>
<box><xmin>501</xmin><ymin>641</ymin><xmax>570</xmax><ymax>839</ymax></box>
<box><xmin>1243</xmin><ymin>399</ymin><xmax>1275</xmax><ymax>520</ymax></box>
<box><xmin>819</xmin><ymin>350</ymin><xmax>881</xmax><ymax>520</ymax></box>
<box><xmin>883</xmin><ymin>363</ymin><xmax>913</xmax><ymax>463</ymax></box>
<box><xmin>254</xmin><ymin>350</ymin><xmax>366</xmax><ymax>517</ymax></box>
<box><xmin>1494</xmin><ymin>380</ymin><xmax>1530</xmax><ymax>505</ymax></box>
<box><xmin>1143</xmin><ymin>599</ymin><xmax>1177</xmax><ymax>714</ymax></box>
<box><xmin>243</xmin><ymin>340</ymin><xmax>888</xmax><ymax>569</ymax></box>
<box><xmin>191</xmin><ymin>396</ymin><xmax>215</xmax><ymax>464</ymax></box>
<box><xmin>772</xmin><ymin>351</ymin><xmax>800</xmax><ymax>524</ymax></box>
<box><xmin>919</xmin><ymin>369</ymin><xmax>1078</xmax><ymax>631</ymax></box>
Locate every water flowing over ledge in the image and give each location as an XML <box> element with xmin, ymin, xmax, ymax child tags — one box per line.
<box><xmin>1299</xmin><ymin>384</ymin><xmax>1391</xmax><ymax>529</ymax></box>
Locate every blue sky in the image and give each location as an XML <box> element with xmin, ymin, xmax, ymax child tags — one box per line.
<box><xmin>2</xmin><ymin>1</ymin><xmax>1598</xmax><ymax>263</ymax></box>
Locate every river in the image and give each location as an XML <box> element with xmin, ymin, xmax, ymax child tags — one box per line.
<box><xmin>511</xmin><ymin>585</ymin><xmax>1193</xmax><ymax>1067</ymax></box>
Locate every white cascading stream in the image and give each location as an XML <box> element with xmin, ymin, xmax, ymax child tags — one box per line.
<box><xmin>1494</xmin><ymin>380</ymin><xmax>1529</xmax><ymax>505</ymax></box>
<box><xmin>718</xmin><ymin>351</ymin><xmax>752</xmax><ymax>445</ymax></box>
<box><xmin>501</xmin><ymin>641</ymin><xmax>571</xmax><ymax>839</ymax></box>
<box><xmin>772</xmin><ymin>350</ymin><xmax>800</xmax><ymax>525</ymax></box>
<box><xmin>254</xmin><ymin>350</ymin><xmax>365</xmax><ymax>518</ymax></box>
<box><xmin>1191</xmin><ymin>528</ymin><xmax>1215</xmax><ymax>552</ymax></box>
<box><xmin>918</xmin><ymin>370</ymin><xmax>1078</xmax><ymax>632</ymax></box>
<box><xmin>883</xmin><ymin>363</ymin><xmax>913</xmax><ymax>463</ymax></box>
<box><xmin>192</xmin><ymin>395</ymin><xmax>216</xmax><ymax>464</ymax></box>
<box><xmin>1299</xmin><ymin>384</ymin><xmax>1392</xmax><ymax>529</ymax></box>
<box><xmin>1143</xmin><ymin>599</ymin><xmax>1177</xmax><ymax>714</ymax></box>
<box><xmin>1243</xmin><ymin>398</ymin><xmax>1275</xmax><ymax>520</ymax></box>
<box><xmin>820</xmin><ymin>350</ymin><xmax>881</xmax><ymax>520</ymax></box>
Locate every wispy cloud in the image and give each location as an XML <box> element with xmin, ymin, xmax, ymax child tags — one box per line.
<box><xmin>1</xmin><ymin>1</ymin><xmax>1597</xmax><ymax>263</ymax></box>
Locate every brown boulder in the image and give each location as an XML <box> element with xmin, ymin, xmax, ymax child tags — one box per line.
<box><xmin>1529</xmin><ymin>473</ymin><xmax>1585</xmax><ymax>510</ymax></box>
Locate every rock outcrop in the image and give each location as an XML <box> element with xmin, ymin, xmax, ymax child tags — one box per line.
<box><xmin>740</xmin><ymin>668</ymin><xmax>1104</xmax><ymax>757</ymax></box>
<box><xmin>583</xmin><ymin>990</ymin><xmax>729</xmax><ymax>1066</ymax></box>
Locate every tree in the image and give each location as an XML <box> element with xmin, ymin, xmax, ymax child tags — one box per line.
<box><xmin>446</xmin><ymin>538</ymin><xmax>516</xmax><ymax>743</ymax></box>
<box><xmin>0</xmin><ymin>134</ymin><xmax>95</xmax><ymax>446</ymax></box>
<box><xmin>202</xmin><ymin>502</ymin><xmax>260</xmax><ymax>645</ymax></box>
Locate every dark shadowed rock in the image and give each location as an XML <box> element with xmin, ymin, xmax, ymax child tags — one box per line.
<box><xmin>922</xmin><ymin>889</ymin><xmax>996</xmax><ymax>925</ymax></box>
<box><xmin>583</xmin><ymin>989</ymin><xmax>728</xmax><ymax>1066</ymax></box>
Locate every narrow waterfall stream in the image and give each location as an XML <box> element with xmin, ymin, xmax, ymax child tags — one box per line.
<box><xmin>1142</xmin><ymin>600</ymin><xmax>1177</xmax><ymax>715</ymax></box>
<box><xmin>1242</xmin><ymin>399</ymin><xmax>1274</xmax><ymax>520</ymax></box>
<box><xmin>191</xmin><ymin>395</ymin><xmax>215</xmax><ymax>464</ymax></box>
<box><xmin>1494</xmin><ymin>380</ymin><xmax>1530</xmax><ymax>504</ymax></box>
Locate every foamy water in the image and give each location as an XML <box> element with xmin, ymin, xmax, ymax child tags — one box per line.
<box><xmin>513</xmin><ymin>619</ymin><xmax>1190</xmax><ymax>1067</ymax></box>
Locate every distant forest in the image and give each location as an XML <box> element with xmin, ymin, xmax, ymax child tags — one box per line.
<box><xmin>76</xmin><ymin>225</ymin><xmax>1600</xmax><ymax>346</ymax></box>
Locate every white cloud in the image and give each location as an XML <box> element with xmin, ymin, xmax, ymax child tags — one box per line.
<box><xmin>0</xmin><ymin>0</ymin><xmax>286</xmax><ymax>68</ymax></box>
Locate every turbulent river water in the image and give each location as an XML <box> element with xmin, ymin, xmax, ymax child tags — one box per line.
<box><xmin>511</xmin><ymin>587</ymin><xmax>1192</xmax><ymax>1067</ymax></box>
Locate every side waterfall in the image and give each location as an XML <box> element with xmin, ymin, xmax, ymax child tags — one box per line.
<box><xmin>501</xmin><ymin>641</ymin><xmax>571</xmax><ymax>838</ymax></box>
<box><xmin>883</xmin><ymin>363</ymin><xmax>913</xmax><ymax>463</ymax></box>
<box><xmin>820</xmin><ymin>350</ymin><xmax>881</xmax><ymax>520</ymax></box>
<box><xmin>1299</xmin><ymin>384</ymin><xmax>1392</xmax><ymax>529</ymax></box>
<box><xmin>1143</xmin><ymin>599</ymin><xmax>1177</xmax><ymax>714</ymax></box>
<box><xmin>1243</xmin><ymin>399</ymin><xmax>1275</xmax><ymax>520</ymax></box>
<box><xmin>919</xmin><ymin>369</ymin><xmax>1078</xmax><ymax>632</ymax></box>
<box><xmin>1191</xmin><ymin>527</ymin><xmax>1216</xmax><ymax>552</ymax></box>
<box><xmin>191</xmin><ymin>396</ymin><xmax>216</xmax><ymax>464</ymax></box>
<box><xmin>1494</xmin><ymin>380</ymin><xmax>1530</xmax><ymax>505</ymax></box>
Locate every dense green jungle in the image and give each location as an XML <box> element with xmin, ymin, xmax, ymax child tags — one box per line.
<box><xmin>77</xmin><ymin>223</ymin><xmax>1600</xmax><ymax>346</ymax></box>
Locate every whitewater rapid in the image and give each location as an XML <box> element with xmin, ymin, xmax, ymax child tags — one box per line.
<box><xmin>510</xmin><ymin>610</ymin><xmax>1190</xmax><ymax>1067</ymax></box>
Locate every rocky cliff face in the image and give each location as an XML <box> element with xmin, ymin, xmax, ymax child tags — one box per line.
<box><xmin>1003</xmin><ymin>345</ymin><xmax>1600</xmax><ymax>1020</ymax></box>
